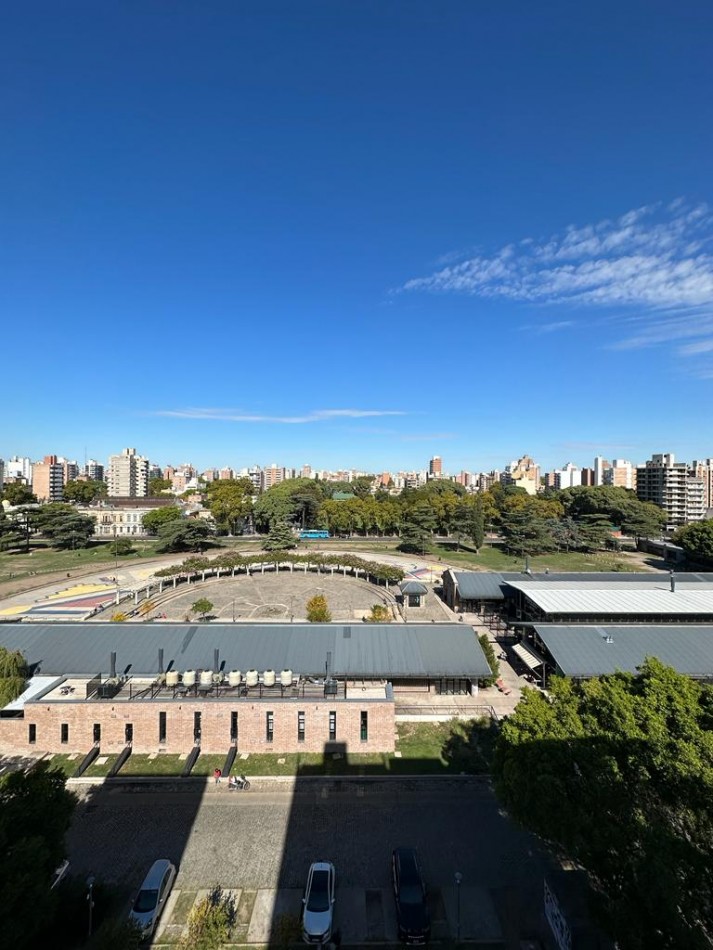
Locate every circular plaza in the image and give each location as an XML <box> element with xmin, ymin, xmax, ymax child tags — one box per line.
<box><xmin>143</xmin><ymin>571</ymin><xmax>396</xmax><ymax>622</ymax></box>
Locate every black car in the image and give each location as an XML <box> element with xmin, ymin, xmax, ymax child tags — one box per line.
<box><xmin>392</xmin><ymin>848</ymin><xmax>431</xmax><ymax>945</ymax></box>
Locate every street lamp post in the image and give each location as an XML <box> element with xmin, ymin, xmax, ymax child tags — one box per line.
<box><xmin>454</xmin><ymin>871</ymin><xmax>463</xmax><ymax>943</ymax></box>
<box><xmin>86</xmin><ymin>874</ymin><xmax>95</xmax><ymax>939</ymax></box>
<box><xmin>231</xmin><ymin>599</ymin><xmax>235</xmax><ymax>622</ymax></box>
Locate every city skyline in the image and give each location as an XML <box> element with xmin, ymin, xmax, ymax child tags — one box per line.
<box><xmin>3</xmin><ymin>3</ymin><xmax>712</xmax><ymax>470</ymax></box>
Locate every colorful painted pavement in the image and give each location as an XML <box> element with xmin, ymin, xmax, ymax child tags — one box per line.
<box><xmin>0</xmin><ymin>581</ymin><xmax>121</xmax><ymax>620</ymax></box>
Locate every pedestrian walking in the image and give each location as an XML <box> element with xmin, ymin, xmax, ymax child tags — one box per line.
<box><xmin>214</xmin><ymin>767</ymin><xmax>222</xmax><ymax>785</ymax></box>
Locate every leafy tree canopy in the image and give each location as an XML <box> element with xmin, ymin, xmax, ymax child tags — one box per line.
<box><xmin>253</xmin><ymin>478</ymin><xmax>326</xmax><ymax>530</ymax></box>
<box><xmin>142</xmin><ymin>506</ymin><xmax>183</xmax><ymax>535</ymax></box>
<box><xmin>0</xmin><ymin>763</ymin><xmax>76</xmax><ymax>950</ymax></box>
<box><xmin>2</xmin><ymin>483</ymin><xmax>37</xmax><ymax>506</ymax></box>
<box><xmin>191</xmin><ymin>598</ymin><xmax>214</xmax><ymax>618</ymax></box>
<box><xmin>263</xmin><ymin>520</ymin><xmax>297</xmax><ymax>551</ymax></box>
<box><xmin>148</xmin><ymin>477</ymin><xmax>172</xmax><ymax>496</ymax></box>
<box><xmin>493</xmin><ymin>659</ymin><xmax>713</xmax><ymax>949</ymax></box>
<box><xmin>156</xmin><ymin>518</ymin><xmax>213</xmax><ymax>553</ymax></box>
<box><xmin>62</xmin><ymin>479</ymin><xmax>106</xmax><ymax>504</ymax></box>
<box><xmin>36</xmin><ymin>503</ymin><xmax>95</xmax><ymax>550</ymax></box>
<box><xmin>205</xmin><ymin>478</ymin><xmax>254</xmax><ymax>534</ymax></box>
<box><xmin>674</xmin><ymin>519</ymin><xmax>713</xmax><ymax>564</ymax></box>
<box><xmin>306</xmin><ymin>593</ymin><xmax>332</xmax><ymax>622</ymax></box>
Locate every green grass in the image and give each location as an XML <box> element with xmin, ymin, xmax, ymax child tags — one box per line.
<box><xmin>169</xmin><ymin>889</ymin><xmax>199</xmax><ymax>925</ymax></box>
<box><xmin>0</xmin><ymin>539</ymin><xmax>163</xmax><ymax>583</ymax></box>
<box><xmin>429</xmin><ymin>542</ymin><xmax>638</xmax><ymax>573</ymax></box>
<box><xmin>83</xmin><ymin>754</ymin><xmax>118</xmax><ymax>777</ymax></box>
<box><xmin>118</xmin><ymin>753</ymin><xmax>187</xmax><ymax>775</ymax></box>
<box><xmin>43</xmin><ymin>753</ymin><xmax>81</xmax><ymax>776</ymax></box>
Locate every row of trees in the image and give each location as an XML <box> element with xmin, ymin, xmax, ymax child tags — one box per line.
<box><xmin>153</xmin><ymin>550</ymin><xmax>406</xmax><ymax>585</ymax></box>
<box><xmin>674</xmin><ymin>519</ymin><xmax>713</xmax><ymax>564</ymax></box>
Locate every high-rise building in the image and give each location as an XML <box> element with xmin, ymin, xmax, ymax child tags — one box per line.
<box><xmin>593</xmin><ymin>456</ymin><xmax>610</xmax><ymax>486</ymax></box>
<box><xmin>219</xmin><ymin>467</ymin><xmax>234</xmax><ymax>481</ymax></box>
<box><xmin>605</xmin><ymin>459</ymin><xmax>637</xmax><ymax>490</ymax></box>
<box><xmin>692</xmin><ymin>459</ymin><xmax>713</xmax><ymax>511</ymax></box>
<box><xmin>107</xmin><ymin>448</ymin><xmax>149</xmax><ymax>498</ymax></box>
<box><xmin>261</xmin><ymin>464</ymin><xmax>285</xmax><ymax>491</ymax></box>
<box><xmin>429</xmin><ymin>456</ymin><xmax>443</xmax><ymax>478</ymax></box>
<box><xmin>549</xmin><ymin>462</ymin><xmax>581</xmax><ymax>490</ymax></box>
<box><xmin>84</xmin><ymin>459</ymin><xmax>105</xmax><ymax>482</ymax></box>
<box><xmin>5</xmin><ymin>456</ymin><xmax>32</xmax><ymax>483</ymax></box>
<box><xmin>580</xmin><ymin>468</ymin><xmax>596</xmax><ymax>486</ymax></box>
<box><xmin>636</xmin><ymin>453</ymin><xmax>704</xmax><ymax>529</ymax></box>
<box><xmin>59</xmin><ymin>458</ymin><xmax>79</xmax><ymax>483</ymax></box>
<box><xmin>32</xmin><ymin>455</ymin><xmax>65</xmax><ymax>501</ymax></box>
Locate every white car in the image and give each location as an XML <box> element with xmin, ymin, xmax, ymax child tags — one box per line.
<box><xmin>301</xmin><ymin>861</ymin><xmax>336</xmax><ymax>944</ymax></box>
<box><xmin>129</xmin><ymin>858</ymin><xmax>176</xmax><ymax>939</ymax></box>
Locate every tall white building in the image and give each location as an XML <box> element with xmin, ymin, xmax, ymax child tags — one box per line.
<box><xmin>107</xmin><ymin>448</ymin><xmax>149</xmax><ymax>498</ymax></box>
<box><xmin>552</xmin><ymin>462</ymin><xmax>581</xmax><ymax>490</ymax></box>
<box><xmin>692</xmin><ymin>459</ymin><xmax>713</xmax><ymax>511</ymax></box>
<box><xmin>5</xmin><ymin>456</ymin><xmax>32</xmax><ymax>483</ymax></box>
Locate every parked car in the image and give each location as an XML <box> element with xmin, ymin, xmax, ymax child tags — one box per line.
<box><xmin>301</xmin><ymin>861</ymin><xmax>336</xmax><ymax>944</ymax></box>
<box><xmin>129</xmin><ymin>859</ymin><xmax>177</xmax><ymax>939</ymax></box>
<box><xmin>392</xmin><ymin>848</ymin><xmax>430</xmax><ymax>944</ymax></box>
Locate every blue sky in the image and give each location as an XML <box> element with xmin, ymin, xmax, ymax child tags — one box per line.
<box><xmin>2</xmin><ymin>1</ymin><xmax>712</xmax><ymax>474</ymax></box>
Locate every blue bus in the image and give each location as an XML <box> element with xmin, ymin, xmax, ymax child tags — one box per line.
<box><xmin>299</xmin><ymin>529</ymin><xmax>331</xmax><ymax>540</ymax></box>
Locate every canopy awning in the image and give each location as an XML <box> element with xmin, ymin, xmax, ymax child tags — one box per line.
<box><xmin>512</xmin><ymin>641</ymin><xmax>545</xmax><ymax>671</ymax></box>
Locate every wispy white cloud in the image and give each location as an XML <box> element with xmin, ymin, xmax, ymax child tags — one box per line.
<box><xmin>399</xmin><ymin>202</ymin><xmax>713</xmax><ymax>368</ymax></box>
<box><xmin>154</xmin><ymin>408</ymin><xmax>406</xmax><ymax>424</ymax></box>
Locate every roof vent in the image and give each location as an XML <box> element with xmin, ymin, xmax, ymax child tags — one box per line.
<box><xmin>670</xmin><ymin>572</ymin><xmax>676</xmax><ymax>593</ymax></box>
<box><xmin>604</xmin><ymin>635</ymin><xmax>614</xmax><ymax>644</ymax></box>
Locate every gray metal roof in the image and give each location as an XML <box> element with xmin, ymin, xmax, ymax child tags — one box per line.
<box><xmin>450</xmin><ymin>572</ymin><xmax>509</xmax><ymax>600</ymax></box>
<box><xmin>534</xmin><ymin>624</ymin><xmax>713</xmax><ymax>678</ymax></box>
<box><xmin>448</xmin><ymin>570</ymin><xmax>713</xmax><ymax>602</ymax></box>
<box><xmin>0</xmin><ymin>622</ymin><xmax>492</xmax><ymax>679</ymax></box>
<box><xmin>508</xmin><ymin>582</ymin><xmax>713</xmax><ymax>616</ymax></box>
<box><xmin>400</xmin><ymin>581</ymin><xmax>428</xmax><ymax>595</ymax></box>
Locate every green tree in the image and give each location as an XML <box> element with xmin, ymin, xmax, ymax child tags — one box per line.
<box><xmin>36</xmin><ymin>503</ymin><xmax>95</xmax><ymax>550</ymax></box>
<box><xmin>263</xmin><ymin>520</ymin><xmax>297</xmax><ymax>551</ymax></box>
<box><xmin>674</xmin><ymin>519</ymin><xmax>713</xmax><ymax>563</ymax></box>
<box><xmin>142</xmin><ymin>506</ymin><xmax>183</xmax><ymax>535</ymax></box>
<box><xmin>253</xmin><ymin>478</ymin><xmax>327</xmax><ymax>531</ymax></box>
<box><xmin>191</xmin><ymin>598</ymin><xmax>214</xmax><ymax>620</ymax></box>
<box><xmin>0</xmin><ymin>762</ymin><xmax>76</xmax><ymax>950</ymax></box>
<box><xmin>306</xmin><ymin>594</ymin><xmax>332</xmax><ymax>622</ymax></box>
<box><xmin>0</xmin><ymin>507</ymin><xmax>26</xmax><ymax>551</ymax></box>
<box><xmin>398</xmin><ymin>503</ymin><xmax>437</xmax><ymax>554</ymax></box>
<box><xmin>109</xmin><ymin>536</ymin><xmax>134</xmax><ymax>556</ymax></box>
<box><xmin>179</xmin><ymin>886</ymin><xmax>236</xmax><ymax>950</ymax></box>
<box><xmin>0</xmin><ymin>646</ymin><xmax>28</xmax><ymax>706</ymax></box>
<box><xmin>205</xmin><ymin>478</ymin><xmax>254</xmax><ymax>535</ymax></box>
<box><xmin>477</xmin><ymin>634</ymin><xmax>499</xmax><ymax>687</ymax></box>
<box><xmin>500</xmin><ymin>510</ymin><xmax>555</xmax><ymax>556</ymax></box>
<box><xmin>62</xmin><ymin>479</ymin><xmax>107</xmax><ymax>504</ymax></box>
<box><xmin>493</xmin><ymin>660</ymin><xmax>713</xmax><ymax>949</ymax></box>
<box><xmin>148</xmin><ymin>477</ymin><xmax>172</xmax><ymax>496</ymax></box>
<box><xmin>2</xmin><ymin>483</ymin><xmax>37</xmax><ymax>506</ymax></box>
<box><xmin>156</xmin><ymin>519</ymin><xmax>213</xmax><ymax>553</ymax></box>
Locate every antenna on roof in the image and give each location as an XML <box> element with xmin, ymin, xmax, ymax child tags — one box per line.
<box><xmin>670</xmin><ymin>571</ymin><xmax>676</xmax><ymax>593</ymax></box>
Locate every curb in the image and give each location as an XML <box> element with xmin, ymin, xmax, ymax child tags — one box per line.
<box><xmin>66</xmin><ymin>772</ymin><xmax>488</xmax><ymax>787</ymax></box>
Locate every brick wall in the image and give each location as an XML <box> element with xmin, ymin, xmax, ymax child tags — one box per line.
<box><xmin>2</xmin><ymin>699</ymin><xmax>395</xmax><ymax>756</ymax></box>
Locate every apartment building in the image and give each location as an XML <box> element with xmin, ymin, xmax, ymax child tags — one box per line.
<box><xmin>5</xmin><ymin>456</ymin><xmax>32</xmax><ymax>483</ymax></box>
<box><xmin>636</xmin><ymin>453</ymin><xmax>705</xmax><ymax>529</ymax></box>
<box><xmin>428</xmin><ymin>456</ymin><xmax>443</xmax><ymax>479</ymax></box>
<box><xmin>107</xmin><ymin>448</ymin><xmax>149</xmax><ymax>498</ymax></box>
<box><xmin>692</xmin><ymin>459</ymin><xmax>713</xmax><ymax>511</ymax></box>
<box><xmin>501</xmin><ymin>455</ymin><xmax>540</xmax><ymax>495</ymax></box>
<box><xmin>31</xmin><ymin>455</ymin><xmax>65</xmax><ymax>502</ymax></box>
<box><xmin>546</xmin><ymin>462</ymin><xmax>581</xmax><ymax>490</ymax></box>
<box><xmin>594</xmin><ymin>456</ymin><xmax>636</xmax><ymax>489</ymax></box>
<box><xmin>83</xmin><ymin>459</ymin><xmax>105</xmax><ymax>482</ymax></box>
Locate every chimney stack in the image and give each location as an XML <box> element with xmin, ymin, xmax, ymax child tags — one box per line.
<box><xmin>670</xmin><ymin>572</ymin><xmax>676</xmax><ymax>593</ymax></box>
<box><xmin>214</xmin><ymin>648</ymin><xmax>220</xmax><ymax>673</ymax></box>
<box><xmin>158</xmin><ymin>648</ymin><xmax>164</xmax><ymax>674</ymax></box>
<box><xmin>110</xmin><ymin>652</ymin><xmax>117</xmax><ymax>679</ymax></box>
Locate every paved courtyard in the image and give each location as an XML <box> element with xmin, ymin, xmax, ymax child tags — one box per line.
<box><xmin>148</xmin><ymin>572</ymin><xmax>399</xmax><ymax>622</ymax></box>
<box><xmin>66</xmin><ymin>780</ymin><xmax>554</xmax><ymax>946</ymax></box>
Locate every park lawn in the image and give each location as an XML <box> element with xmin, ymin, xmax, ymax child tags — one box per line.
<box><xmin>394</xmin><ymin>719</ymin><xmax>496</xmax><ymax>774</ymax></box>
<box><xmin>0</xmin><ymin>539</ymin><xmax>163</xmax><ymax>583</ymax></box>
<box><xmin>429</xmin><ymin>542</ymin><xmax>638</xmax><ymax>573</ymax></box>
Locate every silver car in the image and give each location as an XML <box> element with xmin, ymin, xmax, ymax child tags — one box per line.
<box><xmin>129</xmin><ymin>858</ymin><xmax>176</xmax><ymax>939</ymax></box>
<box><xmin>301</xmin><ymin>861</ymin><xmax>336</xmax><ymax>944</ymax></box>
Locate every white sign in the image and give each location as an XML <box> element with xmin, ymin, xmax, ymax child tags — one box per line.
<box><xmin>544</xmin><ymin>879</ymin><xmax>572</xmax><ymax>950</ymax></box>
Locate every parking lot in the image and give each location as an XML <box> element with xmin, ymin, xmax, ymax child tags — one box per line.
<box><xmin>66</xmin><ymin>779</ymin><xmax>553</xmax><ymax>946</ymax></box>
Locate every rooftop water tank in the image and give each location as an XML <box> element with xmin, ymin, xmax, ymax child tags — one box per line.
<box><xmin>263</xmin><ymin>669</ymin><xmax>276</xmax><ymax>687</ymax></box>
<box><xmin>199</xmin><ymin>670</ymin><xmax>213</xmax><ymax>687</ymax></box>
<box><xmin>183</xmin><ymin>669</ymin><xmax>196</xmax><ymax>687</ymax></box>
<box><xmin>228</xmin><ymin>670</ymin><xmax>242</xmax><ymax>687</ymax></box>
<box><xmin>166</xmin><ymin>670</ymin><xmax>180</xmax><ymax>688</ymax></box>
<box><xmin>245</xmin><ymin>669</ymin><xmax>259</xmax><ymax>688</ymax></box>
<box><xmin>280</xmin><ymin>669</ymin><xmax>293</xmax><ymax>687</ymax></box>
